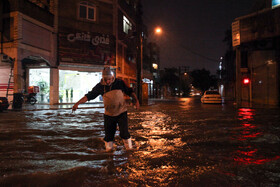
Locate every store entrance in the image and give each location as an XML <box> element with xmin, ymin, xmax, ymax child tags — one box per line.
<box><xmin>29</xmin><ymin>68</ymin><xmax>50</xmax><ymax>103</ymax></box>
<box><xmin>59</xmin><ymin>70</ymin><xmax>102</xmax><ymax>103</ymax></box>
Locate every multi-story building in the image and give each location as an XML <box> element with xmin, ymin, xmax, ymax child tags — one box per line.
<box><xmin>146</xmin><ymin>42</ymin><xmax>161</xmax><ymax>98</ymax></box>
<box><xmin>56</xmin><ymin>0</ymin><xmax>140</xmax><ymax>104</ymax></box>
<box><xmin>232</xmin><ymin>0</ymin><xmax>280</xmax><ymax>106</ymax></box>
<box><xmin>0</xmin><ymin>0</ymin><xmax>56</xmax><ymax>104</ymax></box>
<box><xmin>0</xmin><ymin>0</ymin><xmax>153</xmax><ymax>105</ymax></box>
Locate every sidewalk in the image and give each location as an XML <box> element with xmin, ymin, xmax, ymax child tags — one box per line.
<box><xmin>4</xmin><ymin>97</ymin><xmax>191</xmax><ymax>111</ymax></box>
<box><xmin>12</xmin><ymin>99</ymin><xmax>158</xmax><ymax>111</ymax></box>
<box><xmin>11</xmin><ymin>102</ymin><xmax>105</xmax><ymax>111</ymax></box>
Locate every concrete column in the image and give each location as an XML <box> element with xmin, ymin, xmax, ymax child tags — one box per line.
<box><xmin>235</xmin><ymin>47</ymin><xmax>241</xmax><ymax>105</ymax></box>
<box><xmin>49</xmin><ymin>68</ymin><xmax>59</xmax><ymax>105</ymax></box>
<box><xmin>276</xmin><ymin>37</ymin><xmax>280</xmax><ymax>106</ymax></box>
<box><xmin>13</xmin><ymin>58</ymin><xmax>22</xmax><ymax>92</ymax></box>
<box><xmin>13</xmin><ymin>12</ymin><xmax>22</xmax><ymax>93</ymax></box>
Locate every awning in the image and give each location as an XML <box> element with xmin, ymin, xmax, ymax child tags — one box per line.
<box><xmin>21</xmin><ymin>56</ymin><xmax>51</xmax><ymax>68</ymax></box>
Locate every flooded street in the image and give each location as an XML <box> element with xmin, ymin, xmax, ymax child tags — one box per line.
<box><xmin>1</xmin><ymin>97</ymin><xmax>280</xmax><ymax>186</ymax></box>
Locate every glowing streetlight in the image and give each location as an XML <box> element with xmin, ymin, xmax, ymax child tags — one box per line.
<box><xmin>152</xmin><ymin>63</ymin><xmax>158</xmax><ymax>70</ymax></box>
<box><xmin>137</xmin><ymin>26</ymin><xmax>163</xmax><ymax>103</ymax></box>
<box><xmin>155</xmin><ymin>27</ymin><xmax>162</xmax><ymax>34</ymax></box>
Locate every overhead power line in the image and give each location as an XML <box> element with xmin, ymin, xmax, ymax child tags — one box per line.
<box><xmin>178</xmin><ymin>43</ymin><xmax>218</xmax><ymax>62</ymax></box>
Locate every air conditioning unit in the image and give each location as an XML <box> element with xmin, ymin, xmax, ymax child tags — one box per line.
<box><xmin>0</xmin><ymin>53</ymin><xmax>13</xmax><ymax>63</ymax></box>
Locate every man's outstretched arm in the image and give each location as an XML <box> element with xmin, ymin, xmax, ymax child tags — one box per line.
<box><xmin>131</xmin><ymin>92</ymin><xmax>140</xmax><ymax>109</ymax></box>
<box><xmin>72</xmin><ymin>96</ymin><xmax>88</xmax><ymax>112</ymax></box>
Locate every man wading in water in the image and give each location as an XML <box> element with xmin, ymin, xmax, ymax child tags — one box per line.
<box><xmin>72</xmin><ymin>67</ymin><xmax>140</xmax><ymax>151</ymax></box>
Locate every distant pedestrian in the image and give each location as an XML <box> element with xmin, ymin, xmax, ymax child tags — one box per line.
<box><xmin>72</xmin><ymin>67</ymin><xmax>140</xmax><ymax>151</ymax></box>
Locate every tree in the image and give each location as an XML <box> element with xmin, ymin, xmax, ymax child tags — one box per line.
<box><xmin>222</xmin><ymin>29</ymin><xmax>235</xmax><ymax>82</ymax></box>
<box><xmin>180</xmin><ymin>75</ymin><xmax>191</xmax><ymax>97</ymax></box>
<box><xmin>190</xmin><ymin>69</ymin><xmax>217</xmax><ymax>92</ymax></box>
<box><xmin>160</xmin><ymin>68</ymin><xmax>179</xmax><ymax>96</ymax></box>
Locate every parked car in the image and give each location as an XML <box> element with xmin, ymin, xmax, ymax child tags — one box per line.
<box><xmin>0</xmin><ymin>97</ymin><xmax>9</xmax><ymax>111</ymax></box>
<box><xmin>201</xmin><ymin>90</ymin><xmax>222</xmax><ymax>104</ymax></box>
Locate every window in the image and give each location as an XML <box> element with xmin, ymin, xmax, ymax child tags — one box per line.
<box><xmin>123</xmin><ymin>16</ymin><xmax>132</xmax><ymax>34</ymax></box>
<box><xmin>79</xmin><ymin>2</ymin><xmax>96</xmax><ymax>21</ymax></box>
<box><xmin>272</xmin><ymin>0</ymin><xmax>280</xmax><ymax>8</ymax></box>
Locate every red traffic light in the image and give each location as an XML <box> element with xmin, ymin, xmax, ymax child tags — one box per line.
<box><xmin>243</xmin><ymin>78</ymin><xmax>250</xmax><ymax>84</ymax></box>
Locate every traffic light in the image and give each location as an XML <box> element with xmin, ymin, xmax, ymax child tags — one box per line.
<box><xmin>243</xmin><ymin>78</ymin><xmax>250</xmax><ymax>85</ymax></box>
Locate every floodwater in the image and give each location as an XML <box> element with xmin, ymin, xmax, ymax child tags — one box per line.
<box><xmin>0</xmin><ymin>97</ymin><xmax>280</xmax><ymax>186</ymax></box>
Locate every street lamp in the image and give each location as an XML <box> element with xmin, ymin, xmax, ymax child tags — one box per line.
<box><xmin>178</xmin><ymin>66</ymin><xmax>189</xmax><ymax>97</ymax></box>
<box><xmin>137</xmin><ymin>27</ymin><xmax>162</xmax><ymax>104</ymax></box>
<box><xmin>155</xmin><ymin>27</ymin><xmax>162</xmax><ymax>34</ymax></box>
<box><xmin>152</xmin><ymin>63</ymin><xmax>158</xmax><ymax>70</ymax></box>
<box><xmin>136</xmin><ymin>33</ymin><xmax>143</xmax><ymax>104</ymax></box>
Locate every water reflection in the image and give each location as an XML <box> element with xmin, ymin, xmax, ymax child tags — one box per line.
<box><xmin>1</xmin><ymin>99</ymin><xmax>280</xmax><ymax>186</ymax></box>
<box><xmin>233</xmin><ymin>108</ymin><xmax>279</xmax><ymax>165</ymax></box>
<box><xmin>124</xmin><ymin>111</ymin><xmax>189</xmax><ymax>185</ymax></box>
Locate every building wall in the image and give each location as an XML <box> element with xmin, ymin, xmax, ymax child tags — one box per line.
<box><xmin>1</xmin><ymin>0</ymin><xmax>143</xmax><ymax>104</ymax></box>
<box><xmin>249</xmin><ymin>50</ymin><xmax>278</xmax><ymax>105</ymax></box>
<box><xmin>234</xmin><ymin>6</ymin><xmax>280</xmax><ymax>106</ymax></box>
<box><xmin>115</xmin><ymin>1</ymin><xmax>137</xmax><ymax>84</ymax></box>
<box><xmin>58</xmin><ymin>0</ymin><xmax>113</xmax><ymax>34</ymax></box>
<box><xmin>1</xmin><ymin>1</ymin><xmax>55</xmax><ymax>102</ymax></box>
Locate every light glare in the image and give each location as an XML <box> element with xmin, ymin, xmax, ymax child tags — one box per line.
<box><xmin>155</xmin><ymin>27</ymin><xmax>162</xmax><ymax>34</ymax></box>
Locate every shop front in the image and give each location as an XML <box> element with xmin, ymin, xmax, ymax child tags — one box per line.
<box><xmin>29</xmin><ymin>68</ymin><xmax>50</xmax><ymax>103</ymax></box>
<box><xmin>58</xmin><ymin>70</ymin><xmax>102</xmax><ymax>103</ymax></box>
<box><xmin>28</xmin><ymin>68</ymin><xmax>103</xmax><ymax>104</ymax></box>
<box><xmin>55</xmin><ymin>30</ymin><xmax>116</xmax><ymax>104</ymax></box>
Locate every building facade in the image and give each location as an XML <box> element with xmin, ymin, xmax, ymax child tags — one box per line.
<box><xmin>0</xmin><ymin>0</ymin><xmax>56</xmax><ymax>104</ymax></box>
<box><xmin>1</xmin><ymin>0</ymin><xmax>153</xmax><ymax>105</ymax></box>
<box><xmin>232</xmin><ymin>0</ymin><xmax>280</xmax><ymax>106</ymax></box>
<box><xmin>146</xmin><ymin>42</ymin><xmax>161</xmax><ymax>98</ymax></box>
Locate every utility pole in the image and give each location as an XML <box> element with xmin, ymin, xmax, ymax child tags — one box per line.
<box><xmin>136</xmin><ymin>35</ymin><xmax>143</xmax><ymax>104</ymax></box>
<box><xmin>136</xmin><ymin>0</ymin><xmax>143</xmax><ymax>104</ymax></box>
<box><xmin>178</xmin><ymin>66</ymin><xmax>189</xmax><ymax>97</ymax></box>
<box><xmin>235</xmin><ymin>47</ymin><xmax>241</xmax><ymax>105</ymax></box>
<box><xmin>178</xmin><ymin>66</ymin><xmax>181</xmax><ymax>97</ymax></box>
<box><xmin>0</xmin><ymin>2</ymin><xmax>4</xmax><ymax>54</ymax></box>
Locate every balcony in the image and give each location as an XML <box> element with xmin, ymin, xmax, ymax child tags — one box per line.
<box><xmin>238</xmin><ymin>8</ymin><xmax>280</xmax><ymax>43</ymax></box>
<box><xmin>8</xmin><ymin>0</ymin><xmax>54</xmax><ymax>27</ymax></box>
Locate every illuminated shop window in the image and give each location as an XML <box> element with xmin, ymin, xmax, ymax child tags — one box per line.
<box><xmin>272</xmin><ymin>0</ymin><xmax>280</xmax><ymax>8</ymax></box>
<box><xmin>79</xmin><ymin>1</ymin><xmax>96</xmax><ymax>21</ymax></box>
<box><xmin>123</xmin><ymin>16</ymin><xmax>132</xmax><ymax>34</ymax></box>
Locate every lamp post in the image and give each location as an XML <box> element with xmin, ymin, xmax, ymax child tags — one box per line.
<box><xmin>136</xmin><ymin>34</ymin><xmax>143</xmax><ymax>105</ymax></box>
<box><xmin>136</xmin><ymin>26</ymin><xmax>162</xmax><ymax>104</ymax></box>
<box><xmin>178</xmin><ymin>66</ymin><xmax>189</xmax><ymax>97</ymax></box>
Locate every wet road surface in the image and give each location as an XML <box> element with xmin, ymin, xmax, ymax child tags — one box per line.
<box><xmin>0</xmin><ymin>97</ymin><xmax>280</xmax><ymax>186</ymax></box>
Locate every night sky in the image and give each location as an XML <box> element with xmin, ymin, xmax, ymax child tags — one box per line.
<box><xmin>142</xmin><ymin>0</ymin><xmax>256</xmax><ymax>74</ymax></box>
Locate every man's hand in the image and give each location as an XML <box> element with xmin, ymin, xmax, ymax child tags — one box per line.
<box><xmin>72</xmin><ymin>103</ymin><xmax>79</xmax><ymax>112</ymax></box>
<box><xmin>72</xmin><ymin>96</ymin><xmax>88</xmax><ymax>113</ymax></box>
<box><xmin>134</xmin><ymin>100</ymin><xmax>140</xmax><ymax>109</ymax></box>
<box><xmin>131</xmin><ymin>93</ymin><xmax>140</xmax><ymax>109</ymax></box>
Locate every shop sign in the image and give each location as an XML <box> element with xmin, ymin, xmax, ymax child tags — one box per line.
<box><xmin>232</xmin><ymin>20</ymin><xmax>240</xmax><ymax>47</ymax></box>
<box><xmin>142</xmin><ymin>78</ymin><xmax>151</xmax><ymax>83</ymax></box>
<box><xmin>59</xmin><ymin>31</ymin><xmax>116</xmax><ymax>66</ymax></box>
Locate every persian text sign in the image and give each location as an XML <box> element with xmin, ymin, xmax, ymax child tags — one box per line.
<box><xmin>59</xmin><ymin>32</ymin><xmax>116</xmax><ymax>66</ymax></box>
<box><xmin>232</xmin><ymin>20</ymin><xmax>240</xmax><ymax>47</ymax></box>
